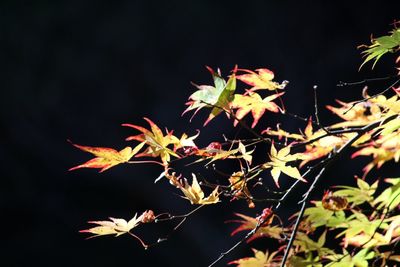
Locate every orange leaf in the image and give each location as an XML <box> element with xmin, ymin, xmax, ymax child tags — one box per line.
<box><xmin>123</xmin><ymin>117</ymin><xmax>180</xmax><ymax>165</ymax></box>
<box><xmin>236</xmin><ymin>68</ymin><xmax>284</xmax><ymax>92</ymax></box>
<box><xmin>231</xmin><ymin>92</ymin><xmax>284</xmax><ymax>128</ymax></box>
<box><xmin>229</xmin><ymin>213</ymin><xmax>283</xmax><ymax>241</ymax></box>
<box><xmin>69</xmin><ymin>141</ymin><xmax>145</xmax><ymax>172</ymax></box>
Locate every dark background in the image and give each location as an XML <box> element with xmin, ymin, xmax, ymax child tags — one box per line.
<box><xmin>2</xmin><ymin>1</ymin><xmax>399</xmax><ymax>266</ymax></box>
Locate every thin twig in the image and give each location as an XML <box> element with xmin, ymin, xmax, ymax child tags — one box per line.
<box><xmin>343</xmin><ymin>78</ymin><xmax>400</xmax><ymax>115</ymax></box>
<box><xmin>337</xmin><ymin>75</ymin><xmax>396</xmax><ymax>87</ymax></box>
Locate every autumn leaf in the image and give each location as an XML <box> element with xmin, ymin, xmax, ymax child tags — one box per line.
<box><xmin>373</xmin><ymin>178</ymin><xmax>400</xmax><ymax>211</ymax></box>
<box><xmin>262</xmin><ymin>143</ymin><xmax>306</xmax><ymax>187</ymax></box>
<box><xmin>238</xmin><ymin>141</ymin><xmax>254</xmax><ymax>165</ymax></box>
<box><xmin>229</xmin><ymin>249</ymin><xmax>280</xmax><ymax>267</ymax></box>
<box><xmin>334</xmin><ymin>178</ymin><xmax>378</xmax><ymax>206</ymax></box>
<box><xmin>229</xmin><ymin>213</ymin><xmax>283</xmax><ymax>241</ymax></box>
<box><xmin>326</xmin><ymin>100</ymin><xmax>381</xmax><ymax>127</ymax></box>
<box><xmin>378</xmin><ymin>116</ymin><xmax>400</xmax><ymax>136</ymax></box>
<box><xmin>304</xmin><ymin>201</ymin><xmax>347</xmax><ymax>228</ymax></box>
<box><xmin>337</xmin><ymin>212</ymin><xmax>386</xmax><ymax>248</ymax></box>
<box><xmin>325</xmin><ymin>248</ymin><xmax>375</xmax><ymax>267</ymax></box>
<box><xmin>174</xmin><ymin>130</ymin><xmax>200</xmax><ymax>151</ymax></box>
<box><xmin>321</xmin><ymin>191</ymin><xmax>348</xmax><ymax>211</ymax></box>
<box><xmin>177</xmin><ymin>174</ymin><xmax>219</xmax><ymax>205</ymax></box>
<box><xmin>69</xmin><ymin>141</ymin><xmax>145</xmax><ymax>172</ymax></box>
<box><xmin>229</xmin><ymin>171</ymin><xmax>255</xmax><ymax>208</ymax></box>
<box><xmin>193</xmin><ymin>142</ymin><xmax>240</xmax><ymax>165</ymax></box>
<box><xmin>122</xmin><ymin>117</ymin><xmax>180</xmax><ymax>165</ymax></box>
<box><xmin>236</xmin><ymin>68</ymin><xmax>285</xmax><ymax>92</ymax></box>
<box><xmin>352</xmin><ymin>131</ymin><xmax>400</xmax><ymax>176</ymax></box>
<box><xmin>80</xmin><ymin>213</ymin><xmax>143</xmax><ymax>238</ymax></box>
<box><xmin>343</xmin><ymin>217</ymin><xmax>400</xmax><ymax>248</ymax></box>
<box><xmin>231</xmin><ymin>92</ymin><xmax>284</xmax><ymax>128</ymax></box>
<box><xmin>294</xmin><ymin>231</ymin><xmax>331</xmax><ymax>256</ymax></box>
<box><xmin>183</xmin><ymin>66</ymin><xmax>236</xmax><ymax>125</ymax></box>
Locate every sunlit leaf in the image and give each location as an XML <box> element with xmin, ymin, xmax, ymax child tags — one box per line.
<box><xmin>80</xmin><ymin>213</ymin><xmax>143</xmax><ymax>238</ymax></box>
<box><xmin>231</xmin><ymin>92</ymin><xmax>284</xmax><ymax>128</ymax></box>
<box><xmin>178</xmin><ymin>174</ymin><xmax>219</xmax><ymax>205</ymax></box>
<box><xmin>123</xmin><ymin>117</ymin><xmax>181</xmax><ymax>165</ymax></box>
<box><xmin>69</xmin><ymin>141</ymin><xmax>145</xmax><ymax>172</ymax></box>
<box><xmin>229</xmin><ymin>213</ymin><xmax>283</xmax><ymax>241</ymax></box>
<box><xmin>236</xmin><ymin>68</ymin><xmax>285</xmax><ymax>92</ymax></box>
<box><xmin>229</xmin><ymin>249</ymin><xmax>280</xmax><ymax>267</ymax></box>
<box><xmin>183</xmin><ymin>66</ymin><xmax>236</xmax><ymax>125</ymax></box>
<box><xmin>262</xmin><ymin>143</ymin><xmax>306</xmax><ymax>187</ymax></box>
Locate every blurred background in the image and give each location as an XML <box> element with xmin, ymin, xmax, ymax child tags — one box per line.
<box><xmin>2</xmin><ymin>1</ymin><xmax>399</xmax><ymax>266</ymax></box>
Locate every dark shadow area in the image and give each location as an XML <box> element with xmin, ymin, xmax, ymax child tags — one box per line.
<box><xmin>1</xmin><ymin>1</ymin><xmax>399</xmax><ymax>266</ymax></box>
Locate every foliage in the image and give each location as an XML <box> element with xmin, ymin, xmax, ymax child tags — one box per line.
<box><xmin>70</xmin><ymin>22</ymin><xmax>400</xmax><ymax>266</ymax></box>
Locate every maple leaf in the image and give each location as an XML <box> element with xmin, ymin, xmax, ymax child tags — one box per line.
<box><xmin>229</xmin><ymin>171</ymin><xmax>255</xmax><ymax>208</ymax></box>
<box><xmin>69</xmin><ymin>141</ymin><xmax>145</xmax><ymax>172</ymax></box>
<box><xmin>173</xmin><ymin>130</ymin><xmax>200</xmax><ymax>151</ymax></box>
<box><xmin>236</xmin><ymin>68</ymin><xmax>285</xmax><ymax>92</ymax></box>
<box><xmin>229</xmin><ymin>213</ymin><xmax>283</xmax><ymax>241</ymax></box>
<box><xmin>325</xmin><ymin>248</ymin><xmax>375</xmax><ymax>267</ymax></box>
<box><xmin>229</xmin><ymin>249</ymin><xmax>280</xmax><ymax>267</ymax></box>
<box><xmin>177</xmin><ymin>174</ymin><xmax>219</xmax><ymax>205</ymax></box>
<box><xmin>262</xmin><ymin>143</ymin><xmax>306</xmax><ymax>187</ymax></box>
<box><xmin>231</xmin><ymin>92</ymin><xmax>284</xmax><ymax>128</ymax></box>
<box><xmin>344</xmin><ymin>215</ymin><xmax>400</xmax><ymax>248</ymax></box>
<box><xmin>193</xmin><ymin>142</ymin><xmax>240</xmax><ymax>165</ymax></box>
<box><xmin>183</xmin><ymin>66</ymin><xmax>236</xmax><ymax>125</ymax></box>
<box><xmin>373</xmin><ymin>178</ymin><xmax>400</xmax><ymax>211</ymax></box>
<box><xmin>294</xmin><ymin>231</ymin><xmax>331</xmax><ymax>256</ymax></box>
<box><xmin>360</xmin><ymin>27</ymin><xmax>400</xmax><ymax>69</ymax></box>
<box><xmin>80</xmin><ymin>213</ymin><xmax>143</xmax><ymax>238</ymax></box>
<box><xmin>321</xmin><ymin>191</ymin><xmax>348</xmax><ymax>211</ymax></box>
<box><xmin>263</xmin><ymin>119</ymin><xmax>353</xmax><ymax>167</ymax></box>
<box><xmin>122</xmin><ymin>117</ymin><xmax>180</xmax><ymax>165</ymax></box>
<box><xmin>378</xmin><ymin>116</ymin><xmax>400</xmax><ymax>136</ymax></box>
<box><xmin>334</xmin><ymin>178</ymin><xmax>378</xmax><ymax>206</ymax></box>
<box><xmin>237</xmin><ymin>141</ymin><xmax>254</xmax><ymax>165</ymax></box>
<box><xmin>326</xmin><ymin>98</ymin><xmax>382</xmax><ymax>128</ymax></box>
<box><xmin>352</xmin><ymin>131</ymin><xmax>400</xmax><ymax>176</ymax></box>
<box><xmin>304</xmin><ymin>201</ymin><xmax>347</xmax><ymax>228</ymax></box>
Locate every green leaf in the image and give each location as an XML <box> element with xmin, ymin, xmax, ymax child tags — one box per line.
<box><xmin>379</xmin><ymin>117</ymin><xmax>400</xmax><ymax>136</ymax></box>
<box><xmin>334</xmin><ymin>178</ymin><xmax>377</xmax><ymax>206</ymax></box>
<box><xmin>184</xmin><ymin>66</ymin><xmax>236</xmax><ymax>125</ymax></box>
<box><xmin>373</xmin><ymin>178</ymin><xmax>400</xmax><ymax>211</ymax></box>
<box><xmin>304</xmin><ymin>202</ymin><xmax>337</xmax><ymax>228</ymax></box>
<box><xmin>376</xmin><ymin>35</ymin><xmax>398</xmax><ymax>49</ymax></box>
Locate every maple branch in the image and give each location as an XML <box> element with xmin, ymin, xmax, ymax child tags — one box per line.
<box><xmin>147</xmin><ymin>205</ymin><xmax>205</xmax><ymax>246</ymax></box>
<box><xmin>337</xmin><ymin>75</ymin><xmax>396</xmax><ymax>87</ymax></box>
<box><xmin>279</xmin><ymin>115</ymin><xmax>398</xmax><ymax>266</ymax></box>
<box><xmin>312</xmin><ymin>84</ymin><xmax>335</xmax><ymax>136</ymax></box>
<box><xmin>343</xmin><ymin>78</ymin><xmax>400</xmax><ymax>115</ymax></box>
<box><xmin>280</xmin><ymin>166</ymin><xmax>327</xmax><ymax>266</ymax></box>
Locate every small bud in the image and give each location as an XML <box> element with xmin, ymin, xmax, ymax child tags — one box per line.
<box><xmin>141</xmin><ymin>210</ymin><xmax>156</xmax><ymax>223</ymax></box>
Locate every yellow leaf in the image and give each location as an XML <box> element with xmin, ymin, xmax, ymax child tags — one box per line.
<box><xmin>80</xmin><ymin>213</ymin><xmax>143</xmax><ymax>238</ymax></box>
<box><xmin>69</xmin><ymin>141</ymin><xmax>145</xmax><ymax>172</ymax></box>
<box><xmin>123</xmin><ymin>117</ymin><xmax>180</xmax><ymax>165</ymax></box>
<box><xmin>178</xmin><ymin>174</ymin><xmax>219</xmax><ymax>205</ymax></box>
<box><xmin>229</xmin><ymin>249</ymin><xmax>280</xmax><ymax>267</ymax></box>
<box><xmin>263</xmin><ymin>144</ymin><xmax>306</xmax><ymax>187</ymax></box>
